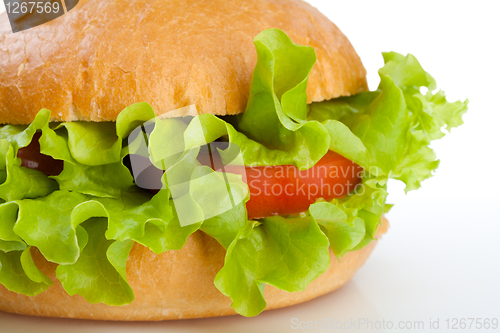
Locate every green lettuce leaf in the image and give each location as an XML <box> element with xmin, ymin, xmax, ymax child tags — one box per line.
<box><xmin>20</xmin><ymin>248</ymin><xmax>53</xmax><ymax>288</ymax></box>
<box><xmin>0</xmin><ymin>240</ymin><xmax>26</xmax><ymax>253</ymax></box>
<box><xmin>322</xmin><ymin>120</ymin><xmax>368</xmax><ymax>167</ymax></box>
<box><xmin>0</xmin><ymin>201</ymin><xmax>27</xmax><ymax>253</ymax></box>
<box><xmin>309</xmin><ymin>52</ymin><xmax>468</xmax><ymax>191</ymax></box>
<box><xmin>0</xmin><ymin>109</ymin><xmax>52</xmax><ymax>150</ymax></box>
<box><xmin>310</xmin><ymin>202</ymin><xmax>366</xmax><ymax>257</ymax></box>
<box><xmin>98</xmin><ymin>189</ymin><xmax>200</xmax><ymax>254</ymax></box>
<box><xmin>0</xmin><ymin>108</ymin><xmax>138</xmax><ymax>199</ymax></box>
<box><xmin>0</xmin><ymin>139</ymin><xmax>58</xmax><ymax>201</ymax></box>
<box><xmin>214</xmin><ymin>216</ymin><xmax>330</xmax><ymax>316</ymax></box>
<box><xmin>310</xmin><ymin>175</ymin><xmax>388</xmax><ymax>257</ymax></box>
<box><xmin>237</xmin><ymin>29</ymin><xmax>330</xmax><ymax>170</ymax></box>
<box><xmin>56</xmin><ymin>218</ymin><xmax>134</xmax><ymax>306</ymax></box>
<box><xmin>199</xmin><ymin>203</ymin><xmax>248</xmax><ymax>249</ymax></box>
<box><xmin>6</xmin><ymin>191</ymin><xmax>89</xmax><ymax>265</ymax></box>
<box><xmin>49</xmin><ymin>102</ymin><xmax>156</xmax><ymax>197</ymax></box>
<box><xmin>0</xmin><ymin>248</ymin><xmax>52</xmax><ymax>296</ymax></box>
<box><xmin>44</xmin><ymin>124</ymin><xmax>132</xmax><ymax>198</ymax></box>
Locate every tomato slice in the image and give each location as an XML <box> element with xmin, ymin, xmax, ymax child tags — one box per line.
<box><xmin>199</xmin><ymin>150</ymin><xmax>362</xmax><ymax>219</ymax></box>
<box><xmin>240</xmin><ymin>152</ymin><xmax>362</xmax><ymax>219</ymax></box>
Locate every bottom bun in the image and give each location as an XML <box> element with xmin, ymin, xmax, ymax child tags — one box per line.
<box><xmin>0</xmin><ymin>217</ymin><xmax>388</xmax><ymax>321</ymax></box>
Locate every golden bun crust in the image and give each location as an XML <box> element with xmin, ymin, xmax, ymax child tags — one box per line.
<box><xmin>0</xmin><ymin>0</ymin><xmax>367</xmax><ymax>125</ymax></box>
<box><xmin>0</xmin><ymin>217</ymin><xmax>388</xmax><ymax>321</ymax></box>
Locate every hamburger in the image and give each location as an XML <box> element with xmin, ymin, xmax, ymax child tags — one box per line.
<box><xmin>0</xmin><ymin>0</ymin><xmax>467</xmax><ymax>321</ymax></box>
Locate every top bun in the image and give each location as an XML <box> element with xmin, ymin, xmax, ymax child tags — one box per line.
<box><xmin>0</xmin><ymin>0</ymin><xmax>367</xmax><ymax>125</ymax></box>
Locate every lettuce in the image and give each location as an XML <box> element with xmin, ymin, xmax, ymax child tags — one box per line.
<box><xmin>238</xmin><ymin>29</ymin><xmax>330</xmax><ymax>170</ymax></box>
<box><xmin>9</xmin><ymin>191</ymin><xmax>89</xmax><ymax>264</ymax></box>
<box><xmin>309</xmin><ymin>52</ymin><xmax>468</xmax><ymax>191</ymax></box>
<box><xmin>0</xmin><ymin>139</ymin><xmax>58</xmax><ymax>201</ymax></box>
<box><xmin>0</xmin><ymin>249</ymin><xmax>52</xmax><ymax>296</ymax></box>
<box><xmin>0</xmin><ymin>29</ymin><xmax>466</xmax><ymax>317</ymax></box>
<box><xmin>214</xmin><ymin>216</ymin><xmax>330</xmax><ymax>316</ymax></box>
<box><xmin>56</xmin><ymin>218</ymin><xmax>135</xmax><ymax>306</ymax></box>
<box><xmin>310</xmin><ymin>175</ymin><xmax>388</xmax><ymax>257</ymax></box>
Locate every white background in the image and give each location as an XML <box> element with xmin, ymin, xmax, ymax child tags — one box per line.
<box><xmin>0</xmin><ymin>1</ymin><xmax>499</xmax><ymax>332</ymax></box>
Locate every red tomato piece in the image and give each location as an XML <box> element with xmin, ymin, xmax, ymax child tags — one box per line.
<box><xmin>241</xmin><ymin>152</ymin><xmax>362</xmax><ymax>219</ymax></box>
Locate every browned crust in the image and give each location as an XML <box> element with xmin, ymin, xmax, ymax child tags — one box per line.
<box><xmin>0</xmin><ymin>0</ymin><xmax>367</xmax><ymax>124</ymax></box>
<box><xmin>0</xmin><ymin>217</ymin><xmax>388</xmax><ymax>321</ymax></box>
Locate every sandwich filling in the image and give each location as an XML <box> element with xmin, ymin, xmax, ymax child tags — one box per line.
<box><xmin>0</xmin><ymin>29</ymin><xmax>467</xmax><ymax>316</ymax></box>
